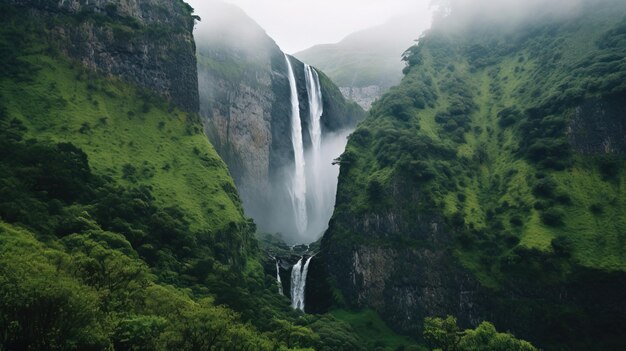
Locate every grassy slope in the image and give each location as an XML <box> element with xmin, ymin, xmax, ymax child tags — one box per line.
<box><xmin>0</xmin><ymin>40</ymin><xmax>244</xmax><ymax>234</ymax></box>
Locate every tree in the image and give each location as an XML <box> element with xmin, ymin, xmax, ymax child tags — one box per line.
<box><xmin>423</xmin><ymin>317</ymin><xmax>538</xmax><ymax>351</ymax></box>
<box><xmin>423</xmin><ymin>316</ymin><xmax>461</xmax><ymax>351</ymax></box>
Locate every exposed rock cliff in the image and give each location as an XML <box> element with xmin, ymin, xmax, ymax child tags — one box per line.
<box><xmin>567</xmin><ymin>95</ymin><xmax>626</xmax><ymax>154</ymax></box>
<box><xmin>7</xmin><ymin>0</ymin><xmax>198</xmax><ymax>111</ymax></box>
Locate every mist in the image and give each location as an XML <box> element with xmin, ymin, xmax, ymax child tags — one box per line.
<box><xmin>187</xmin><ymin>0</ymin><xmax>432</xmax><ymax>53</ymax></box>
<box><xmin>432</xmin><ymin>0</ymin><xmax>584</xmax><ymax>28</ymax></box>
<box><xmin>259</xmin><ymin>130</ymin><xmax>353</xmax><ymax>245</ymax></box>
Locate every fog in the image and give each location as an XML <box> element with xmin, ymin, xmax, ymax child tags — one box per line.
<box><xmin>265</xmin><ymin>130</ymin><xmax>353</xmax><ymax>244</ymax></box>
<box><xmin>433</xmin><ymin>0</ymin><xmax>584</xmax><ymax>28</ymax></box>
<box><xmin>187</xmin><ymin>0</ymin><xmax>432</xmax><ymax>53</ymax></box>
<box><xmin>190</xmin><ymin>0</ymin><xmax>590</xmax><ymax>245</ymax></box>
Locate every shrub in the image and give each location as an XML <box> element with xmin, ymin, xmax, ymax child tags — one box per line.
<box><xmin>541</xmin><ymin>208</ymin><xmax>565</xmax><ymax>226</ymax></box>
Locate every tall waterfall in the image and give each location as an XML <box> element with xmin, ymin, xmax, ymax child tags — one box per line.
<box><xmin>290</xmin><ymin>256</ymin><xmax>313</xmax><ymax>312</ymax></box>
<box><xmin>284</xmin><ymin>54</ymin><xmax>308</xmax><ymax>235</ymax></box>
<box><xmin>304</xmin><ymin>64</ymin><xmax>325</xmax><ymax>221</ymax></box>
<box><xmin>276</xmin><ymin>259</ymin><xmax>284</xmax><ymax>296</ymax></box>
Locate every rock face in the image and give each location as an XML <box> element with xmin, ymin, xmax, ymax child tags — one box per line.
<box><xmin>196</xmin><ymin>1</ymin><xmax>364</xmax><ymax>237</ymax></box>
<box><xmin>339</xmin><ymin>86</ymin><xmax>385</xmax><ymax>110</ymax></box>
<box><xmin>9</xmin><ymin>0</ymin><xmax>198</xmax><ymax>111</ymax></box>
<box><xmin>568</xmin><ymin>95</ymin><xmax>626</xmax><ymax>155</ymax></box>
<box><xmin>321</xmin><ymin>177</ymin><xmax>485</xmax><ymax>331</ymax></box>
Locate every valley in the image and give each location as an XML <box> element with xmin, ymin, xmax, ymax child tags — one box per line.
<box><xmin>0</xmin><ymin>0</ymin><xmax>624</xmax><ymax>350</ymax></box>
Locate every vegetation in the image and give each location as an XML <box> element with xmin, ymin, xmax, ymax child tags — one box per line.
<box><xmin>423</xmin><ymin>316</ymin><xmax>537</xmax><ymax>351</ymax></box>
<box><xmin>328</xmin><ymin>0</ymin><xmax>626</xmax><ymax>349</ymax></box>
<box><xmin>0</xmin><ymin>4</ymin><xmax>367</xmax><ymax>350</ymax></box>
<box><xmin>331</xmin><ymin>309</ymin><xmax>423</xmax><ymax>351</ymax></box>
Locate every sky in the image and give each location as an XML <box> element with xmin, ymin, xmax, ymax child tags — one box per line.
<box><xmin>186</xmin><ymin>0</ymin><xmax>433</xmax><ymax>53</ymax></box>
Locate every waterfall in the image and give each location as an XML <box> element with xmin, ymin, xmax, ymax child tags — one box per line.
<box><xmin>284</xmin><ymin>54</ymin><xmax>308</xmax><ymax>235</ymax></box>
<box><xmin>276</xmin><ymin>259</ymin><xmax>284</xmax><ymax>296</ymax></box>
<box><xmin>290</xmin><ymin>256</ymin><xmax>313</xmax><ymax>312</ymax></box>
<box><xmin>304</xmin><ymin>64</ymin><xmax>325</xmax><ymax>220</ymax></box>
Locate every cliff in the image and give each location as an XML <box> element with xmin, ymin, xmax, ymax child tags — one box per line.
<box><xmin>322</xmin><ymin>1</ymin><xmax>626</xmax><ymax>350</ymax></box>
<box><xmin>6</xmin><ymin>0</ymin><xmax>198</xmax><ymax>111</ymax></box>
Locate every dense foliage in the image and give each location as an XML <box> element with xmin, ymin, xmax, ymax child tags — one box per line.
<box><xmin>423</xmin><ymin>316</ymin><xmax>537</xmax><ymax>351</ymax></box>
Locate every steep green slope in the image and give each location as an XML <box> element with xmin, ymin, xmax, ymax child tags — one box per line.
<box><xmin>323</xmin><ymin>0</ymin><xmax>626</xmax><ymax>349</ymax></box>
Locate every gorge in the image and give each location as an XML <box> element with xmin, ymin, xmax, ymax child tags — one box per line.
<box><xmin>1</xmin><ymin>0</ymin><xmax>625</xmax><ymax>350</ymax></box>
<box><xmin>195</xmin><ymin>0</ymin><xmax>364</xmax><ymax>244</ymax></box>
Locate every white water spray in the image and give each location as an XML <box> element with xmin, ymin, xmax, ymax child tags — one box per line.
<box><xmin>290</xmin><ymin>256</ymin><xmax>313</xmax><ymax>312</ymax></box>
<box><xmin>285</xmin><ymin>54</ymin><xmax>308</xmax><ymax>235</ymax></box>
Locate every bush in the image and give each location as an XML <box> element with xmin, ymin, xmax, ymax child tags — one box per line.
<box><xmin>590</xmin><ymin>203</ymin><xmax>604</xmax><ymax>215</ymax></box>
<box><xmin>551</xmin><ymin>236</ymin><xmax>573</xmax><ymax>257</ymax></box>
<box><xmin>541</xmin><ymin>208</ymin><xmax>565</xmax><ymax>226</ymax></box>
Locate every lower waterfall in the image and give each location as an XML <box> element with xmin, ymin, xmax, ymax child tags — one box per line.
<box><xmin>290</xmin><ymin>256</ymin><xmax>313</xmax><ymax>312</ymax></box>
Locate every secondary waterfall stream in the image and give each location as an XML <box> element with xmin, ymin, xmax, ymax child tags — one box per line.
<box><xmin>275</xmin><ymin>259</ymin><xmax>284</xmax><ymax>296</ymax></box>
<box><xmin>284</xmin><ymin>54</ymin><xmax>309</xmax><ymax>235</ymax></box>
<box><xmin>290</xmin><ymin>256</ymin><xmax>313</xmax><ymax>312</ymax></box>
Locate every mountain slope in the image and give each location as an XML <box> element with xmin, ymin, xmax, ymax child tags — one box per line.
<box><xmin>322</xmin><ymin>0</ymin><xmax>626</xmax><ymax>350</ymax></box>
<box><xmin>296</xmin><ymin>15</ymin><xmax>428</xmax><ymax>109</ymax></box>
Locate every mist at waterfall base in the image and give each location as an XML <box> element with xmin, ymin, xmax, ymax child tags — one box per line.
<box><xmin>257</xmin><ymin>129</ymin><xmax>352</xmax><ymax>245</ymax></box>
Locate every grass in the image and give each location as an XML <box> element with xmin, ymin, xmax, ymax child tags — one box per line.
<box><xmin>330</xmin><ymin>309</ymin><xmax>424</xmax><ymax>351</ymax></box>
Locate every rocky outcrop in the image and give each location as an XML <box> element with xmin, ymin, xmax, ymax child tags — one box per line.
<box><xmin>8</xmin><ymin>0</ymin><xmax>198</xmax><ymax>111</ymax></box>
<box><xmin>196</xmin><ymin>1</ymin><xmax>364</xmax><ymax>236</ymax></box>
<box><xmin>567</xmin><ymin>94</ymin><xmax>626</xmax><ymax>155</ymax></box>
<box><xmin>339</xmin><ymin>86</ymin><xmax>385</xmax><ymax>110</ymax></box>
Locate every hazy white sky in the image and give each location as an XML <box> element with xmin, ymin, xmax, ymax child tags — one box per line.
<box><xmin>187</xmin><ymin>0</ymin><xmax>433</xmax><ymax>53</ymax></box>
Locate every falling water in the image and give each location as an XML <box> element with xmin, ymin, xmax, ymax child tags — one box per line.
<box><xmin>284</xmin><ymin>54</ymin><xmax>308</xmax><ymax>235</ymax></box>
<box><xmin>290</xmin><ymin>256</ymin><xmax>313</xmax><ymax>312</ymax></box>
<box><xmin>304</xmin><ymin>64</ymin><xmax>324</xmax><ymax>220</ymax></box>
<box><xmin>276</xmin><ymin>259</ymin><xmax>284</xmax><ymax>296</ymax></box>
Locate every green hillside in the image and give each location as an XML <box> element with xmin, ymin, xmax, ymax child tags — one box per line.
<box><xmin>341</xmin><ymin>0</ymin><xmax>626</xmax><ymax>274</ymax></box>
<box><xmin>324</xmin><ymin>0</ymin><xmax>626</xmax><ymax>349</ymax></box>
